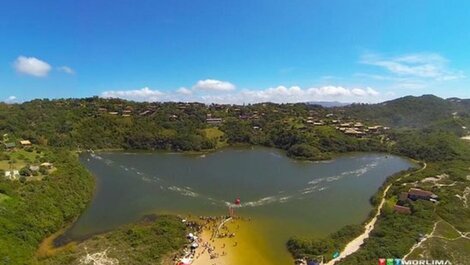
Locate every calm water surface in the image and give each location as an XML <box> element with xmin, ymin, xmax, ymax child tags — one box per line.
<box><xmin>64</xmin><ymin>147</ymin><xmax>415</xmax><ymax>264</ymax></box>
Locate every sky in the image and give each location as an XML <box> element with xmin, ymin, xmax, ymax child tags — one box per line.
<box><xmin>1</xmin><ymin>0</ymin><xmax>469</xmax><ymax>104</ymax></box>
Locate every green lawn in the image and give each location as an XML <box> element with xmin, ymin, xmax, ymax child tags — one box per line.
<box><xmin>0</xmin><ymin>149</ymin><xmax>43</xmax><ymax>171</ymax></box>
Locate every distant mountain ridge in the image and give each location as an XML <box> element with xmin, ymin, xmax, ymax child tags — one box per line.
<box><xmin>341</xmin><ymin>94</ymin><xmax>470</xmax><ymax>133</ymax></box>
<box><xmin>307</xmin><ymin>101</ymin><xmax>350</xmax><ymax>108</ymax></box>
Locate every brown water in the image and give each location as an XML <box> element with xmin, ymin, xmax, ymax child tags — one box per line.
<box><xmin>63</xmin><ymin>147</ymin><xmax>415</xmax><ymax>264</ymax></box>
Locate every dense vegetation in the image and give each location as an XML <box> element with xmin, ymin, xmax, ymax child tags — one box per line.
<box><xmin>0</xmin><ymin>149</ymin><xmax>93</xmax><ymax>264</ymax></box>
<box><xmin>37</xmin><ymin>215</ymin><xmax>188</xmax><ymax>265</ymax></box>
<box><xmin>0</xmin><ymin>94</ymin><xmax>469</xmax><ymax>264</ymax></box>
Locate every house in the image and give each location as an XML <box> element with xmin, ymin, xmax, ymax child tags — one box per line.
<box><xmin>20</xmin><ymin>140</ymin><xmax>32</xmax><ymax>147</ymax></box>
<box><xmin>206</xmin><ymin>118</ymin><xmax>223</xmax><ymax>125</ymax></box>
<box><xmin>408</xmin><ymin>188</ymin><xmax>438</xmax><ymax>201</ymax></box>
<box><xmin>354</xmin><ymin>122</ymin><xmax>364</xmax><ymax>128</ymax></box>
<box><xmin>108</xmin><ymin>111</ymin><xmax>119</xmax><ymax>115</ymax></box>
<box><xmin>40</xmin><ymin>162</ymin><xmax>53</xmax><ymax>169</ymax></box>
<box><xmin>344</xmin><ymin>128</ymin><xmax>365</xmax><ymax>137</ymax></box>
<box><xmin>4</xmin><ymin>170</ymin><xmax>19</xmax><ymax>180</ymax></box>
<box><xmin>394</xmin><ymin>205</ymin><xmax>411</xmax><ymax>214</ymax></box>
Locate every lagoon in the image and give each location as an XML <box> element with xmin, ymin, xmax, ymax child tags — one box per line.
<box><xmin>64</xmin><ymin>147</ymin><xmax>415</xmax><ymax>264</ymax></box>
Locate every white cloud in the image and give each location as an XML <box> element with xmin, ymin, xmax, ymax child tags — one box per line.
<box><xmin>57</xmin><ymin>66</ymin><xmax>75</xmax><ymax>74</ymax></box>
<box><xmin>4</xmin><ymin>96</ymin><xmax>17</xmax><ymax>103</ymax></box>
<box><xmin>177</xmin><ymin>87</ymin><xmax>192</xmax><ymax>95</ymax></box>
<box><xmin>193</xmin><ymin>79</ymin><xmax>236</xmax><ymax>91</ymax></box>
<box><xmin>13</xmin><ymin>56</ymin><xmax>51</xmax><ymax>77</ymax></box>
<box><xmin>361</xmin><ymin>52</ymin><xmax>464</xmax><ymax>81</ymax></box>
<box><xmin>100</xmin><ymin>84</ymin><xmax>379</xmax><ymax>104</ymax></box>
<box><xmin>101</xmin><ymin>87</ymin><xmax>164</xmax><ymax>102</ymax></box>
<box><xmin>237</xmin><ymin>85</ymin><xmax>379</xmax><ymax>104</ymax></box>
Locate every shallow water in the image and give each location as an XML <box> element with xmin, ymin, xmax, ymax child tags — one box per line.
<box><xmin>64</xmin><ymin>147</ymin><xmax>415</xmax><ymax>264</ymax></box>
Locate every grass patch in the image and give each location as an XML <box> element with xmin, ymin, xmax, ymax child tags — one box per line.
<box><xmin>202</xmin><ymin>128</ymin><xmax>227</xmax><ymax>148</ymax></box>
<box><xmin>408</xmin><ymin>237</ymin><xmax>470</xmax><ymax>264</ymax></box>
<box><xmin>0</xmin><ymin>193</ymin><xmax>10</xmax><ymax>204</ymax></box>
<box><xmin>434</xmin><ymin>221</ymin><xmax>461</xmax><ymax>239</ymax></box>
<box><xmin>0</xmin><ymin>149</ymin><xmax>44</xmax><ymax>171</ymax></box>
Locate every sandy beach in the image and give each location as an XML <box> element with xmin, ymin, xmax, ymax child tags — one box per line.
<box><xmin>188</xmin><ymin>216</ymin><xmax>273</xmax><ymax>265</ymax></box>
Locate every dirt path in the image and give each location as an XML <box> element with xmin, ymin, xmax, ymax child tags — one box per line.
<box><xmin>402</xmin><ymin>221</ymin><xmax>440</xmax><ymax>260</ymax></box>
<box><xmin>326</xmin><ymin>162</ymin><xmax>427</xmax><ymax>265</ymax></box>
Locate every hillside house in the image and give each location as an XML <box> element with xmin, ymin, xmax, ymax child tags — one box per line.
<box><xmin>408</xmin><ymin>188</ymin><xmax>438</xmax><ymax>201</ymax></box>
<box><xmin>344</xmin><ymin>128</ymin><xmax>365</xmax><ymax>137</ymax></box>
<box><xmin>20</xmin><ymin>140</ymin><xmax>32</xmax><ymax>147</ymax></box>
<box><xmin>40</xmin><ymin>162</ymin><xmax>53</xmax><ymax>169</ymax></box>
<box><xmin>4</xmin><ymin>170</ymin><xmax>19</xmax><ymax>180</ymax></box>
<box><xmin>394</xmin><ymin>205</ymin><xmax>411</xmax><ymax>214</ymax></box>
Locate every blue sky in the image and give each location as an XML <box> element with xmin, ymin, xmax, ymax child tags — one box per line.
<box><xmin>1</xmin><ymin>0</ymin><xmax>469</xmax><ymax>103</ymax></box>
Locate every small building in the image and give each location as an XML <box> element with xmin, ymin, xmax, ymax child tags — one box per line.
<box><xmin>354</xmin><ymin>122</ymin><xmax>364</xmax><ymax>128</ymax></box>
<box><xmin>344</xmin><ymin>128</ymin><xmax>365</xmax><ymax>137</ymax></box>
<box><xmin>4</xmin><ymin>170</ymin><xmax>19</xmax><ymax>180</ymax></box>
<box><xmin>20</xmin><ymin>140</ymin><xmax>32</xmax><ymax>147</ymax></box>
<box><xmin>394</xmin><ymin>205</ymin><xmax>411</xmax><ymax>214</ymax></box>
<box><xmin>408</xmin><ymin>188</ymin><xmax>438</xmax><ymax>201</ymax></box>
<box><xmin>108</xmin><ymin>111</ymin><xmax>119</xmax><ymax>115</ymax></box>
<box><xmin>40</xmin><ymin>162</ymin><xmax>53</xmax><ymax>169</ymax></box>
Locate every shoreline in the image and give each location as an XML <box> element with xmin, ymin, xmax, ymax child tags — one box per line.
<box><xmin>46</xmin><ymin>148</ymin><xmax>418</xmax><ymax>265</ymax></box>
<box><xmin>324</xmin><ymin>161</ymin><xmax>427</xmax><ymax>264</ymax></box>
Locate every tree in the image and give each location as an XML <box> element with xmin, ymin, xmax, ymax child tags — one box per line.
<box><xmin>19</xmin><ymin>167</ymin><xmax>32</xmax><ymax>176</ymax></box>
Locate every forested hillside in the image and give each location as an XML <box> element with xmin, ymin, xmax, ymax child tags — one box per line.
<box><xmin>0</xmin><ymin>95</ymin><xmax>469</xmax><ymax>264</ymax></box>
<box><xmin>343</xmin><ymin>95</ymin><xmax>470</xmax><ymax>133</ymax></box>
